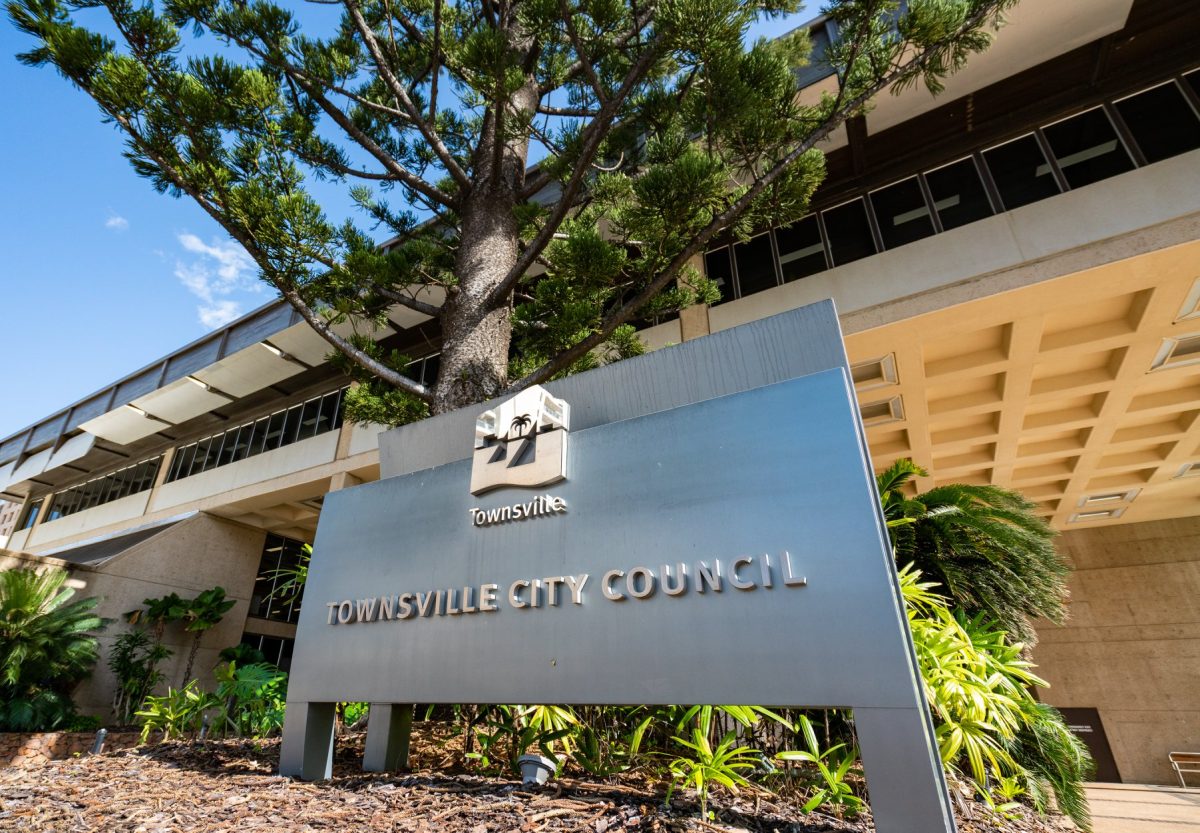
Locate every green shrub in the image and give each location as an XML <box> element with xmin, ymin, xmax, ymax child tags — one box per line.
<box><xmin>109</xmin><ymin>629</ymin><xmax>170</xmax><ymax>725</ymax></box>
<box><xmin>0</xmin><ymin>567</ymin><xmax>104</xmax><ymax>731</ymax></box>
<box><xmin>136</xmin><ymin>680</ymin><xmax>220</xmax><ymax>741</ymax></box>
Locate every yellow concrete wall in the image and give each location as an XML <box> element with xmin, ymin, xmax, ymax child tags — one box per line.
<box><xmin>1033</xmin><ymin>517</ymin><xmax>1200</xmax><ymax>785</ymax></box>
<box><xmin>64</xmin><ymin>513</ymin><xmax>267</xmax><ymax>717</ymax></box>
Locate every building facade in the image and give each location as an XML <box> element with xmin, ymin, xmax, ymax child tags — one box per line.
<box><xmin>0</xmin><ymin>0</ymin><xmax>1197</xmax><ymax>785</ymax></box>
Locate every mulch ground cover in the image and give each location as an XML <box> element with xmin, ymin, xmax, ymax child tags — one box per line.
<box><xmin>0</xmin><ymin>726</ymin><xmax>1078</xmax><ymax>832</ymax></box>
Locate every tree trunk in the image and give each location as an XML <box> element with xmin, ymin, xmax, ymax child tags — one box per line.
<box><xmin>431</xmin><ymin>80</ymin><xmax>539</xmax><ymax>415</ymax></box>
<box><xmin>182</xmin><ymin>633</ymin><xmax>201</xmax><ymax>686</ymax></box>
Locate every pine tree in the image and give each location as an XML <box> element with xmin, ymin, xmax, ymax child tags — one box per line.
<box><xmin>10</xmin><ymin>0</ymin><xmax>1016</xmax><ymax>418</ymax></box>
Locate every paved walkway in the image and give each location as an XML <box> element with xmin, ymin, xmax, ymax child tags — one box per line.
<box><xmin>1087</xmin><ymin>784</ymin><xmax>1200</xmax><ymax>832</ymax></box>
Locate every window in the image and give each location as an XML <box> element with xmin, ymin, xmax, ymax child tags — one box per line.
<box><xmin>248</xmin><ymin>533</ymin><xmax>308</xmax><ymax>625</ymax></box>
<box><xmin>704</xmin><ymin>247</ymin><xmax>735</xmax><ymax>305</ymax></box>
<box><xmin>870</xmin><ymin>177</ymin><xmax>935</xmax><ymax>249</ymax></box>
<box><xmin>774</xmin><ymin>215</ymin><xmax>827</xmax><ymax>282</ymax></box>
<box><xmin>17</xmin><ymin>499</ymin><xmax>42</xmax><ymax>531</ymax></box>
<box><xmin>924</xmin><ymin>158</ymin><xmax>994</xmax><ymax>231</ymax></box>
<box><xmin>1042</xmin><ymin>108</ymin><xmax>1134</xmax><ymax>189</ymax></box>
<box><xmin>48</xmin><ymin>456</ymin><xmax>161</xmax><ymax>520</ymax></box>
<box><xmin>1115</xmin><ymin>81</ymin><xmax>1200</xmax><ymax>164</ymax></box>
<box><xmin>239</xmin><ymin>633</ymin><xmax>296</xmax><ymax>672</ymax></box>
<box><xmin>733</xmin><ymin>233</ymin><xmax>779</xmax><ymax>297</ymax></box>
<box><xmin>822</xmin><ymin>199</ymin><xmax>877</xmax><ymax>266</ymax></box>
<box><xmin>983</xmin><ymin>134</ymin><xmax>1061</xmax><ymax>210</ymax></box>
<box><xmin>164</xmin><ymin>388</ymin><xmax>348</xmax><ymax>483</ymax></box>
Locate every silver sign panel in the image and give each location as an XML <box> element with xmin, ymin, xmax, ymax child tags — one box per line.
<box><xmin>282</xmin><ymin>301</ymin><xmax>957</xmax><ymax>833</ymax></box>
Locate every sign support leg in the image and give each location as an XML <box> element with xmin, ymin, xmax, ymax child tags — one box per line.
<box><xmin>279</xmin><ymin>701</ymin><xmax>335</xmax><ymax>780</ymax></box>
<box><xmin>363</xmin><ymin>703</ymin><xmax>414</xmax><ymax>772</ymax></box>
<box><xmin>855</xmin><ymin>706</ymin><xmax>958</xmax><ymax>833</ymax></box>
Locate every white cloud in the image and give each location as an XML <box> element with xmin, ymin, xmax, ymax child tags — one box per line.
<box><xmin>173</xmin><ymin>233</ymin><xmax>261</xmax><ymax>330</ymax></box>
<box><xmin>198</xmin><ymin>300</ymin><xmax>243</xmax><ymax>329</ymax></box>
<box><xmin>105</xmin><ymin>214</ymin><xmax>129</xmax><ymax>231</ymax></box>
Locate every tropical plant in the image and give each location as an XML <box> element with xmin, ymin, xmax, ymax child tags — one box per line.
<box><xmin>0</xmin><ymin>567</ymin><xmax>104</xmax><ymax>731</ymax></box>
<box><xmin>265</xmin><ymin>544</ymin><xmax>311</xmax><ymax>609</ymax></box>
<box><xmin>878</xmin><ymin>458</ymin><xmax>1068</xmax><ymax>643</ymax></box>
<box><xmin>1007</xmin><ymin>702</ymin><xmax>1094</xmax><ymax>830</ymax></box>
<box><xmin>109</xmin><ymin>628</ymin><xmax>171</xmax><ymax>725</ymax></box>
<box><xmin>900</xmin><ymin>565</ymin><xmax>1093</xmax><ymax>831</ymax></box>
<box><xmin>177</xmin><ymin>587</ymin><xmax>237</xmax><ymax>685</ymax></box>
<box><xmin>776</xmin><ymin>714</ymin><xmax>864</xmax><ymax>817</ymax></box>
<box><xmin>218</xmin><ymin>642</ymin><xmax>267</xmax><ymax>667</ymax></box>
<box><xmin>126</xmin><ymin>592</ymin><xmax>187</xmax><ymax>643</ymax></box>
<box><xmin>135</xmin><ymin>680</ymin><xmax>221</xmax><ymax>741</ymax></box>
<box><xmin>213</xmin><ymin>661</ymin><xmax>288</xmax><ymax>738</ymax></box>
<box><xmin>667</xmin><ymin>728</ymin><xmax>761</xmax><ymax>819</ymax></box>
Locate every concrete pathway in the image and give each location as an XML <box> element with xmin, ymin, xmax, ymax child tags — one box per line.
<box><xmin>1087</xmin><ymin>783</ymin><xmax>1200</xmax><ymax>833</ymax></box>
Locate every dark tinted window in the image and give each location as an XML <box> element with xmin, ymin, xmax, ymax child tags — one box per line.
<box><xmin>263</xmin><ymin>411</ymin><xmax>287</xmax><ymax>452</ymax></box>
<box><xmin>282</xmin><ymin>405</ymin><xmax>304</xmax><ymax>445</ymax></box>
<box><xmin>1042</xmin><ymin>108</ymin><xmax>1134</xmax><ymax>188</ymax></box>
<box><xmin>297</xmin><ymin>398</ymin><xmax>323</xmax><ymax>442</ymax></box>
<box><xmin>983</xmin><ymin>135</ymin><xmax>1060</xmax><ymax>210</ymax></box>
<box><xmin>249</xmin><ymin>533</ymin><xmax>307</xmax><ymax>625</ymax></box>
<box><xmin>774</xmin><ymin>215</ymin><xmax>826</xmax><ymax>282</ymax></box>
<box><xmin>1115</xmin><ymin>82</ymin><xmax>1200</xmax><ymax>164</ymax></box>
<box><xmin>733</xmin><ymin>233</ymin><xmax>778</xmax><ymax>297</ymax></box>
<box><xmin>822</xmin><ymin>199</ymin><xmax>877</xmax><ymax>266</ymax></box>
<box><xmin>925</xmin><ymin>158</ymin><xmax>994</xmax><ymax>230</ymax></box>
<box><xmin>870</xmin><ymin>177</ymin><xmax>935</xmax><ymax>249</ymax></box>
<box><xmin>704</xmin><ymin>247</ymin><xmax>734</xmax><ymax>305</ymax></box>
<box><xmin>1184</xmin><ymin>69</ymin><xmax>1200</xmax><ymax>103</ymax></box>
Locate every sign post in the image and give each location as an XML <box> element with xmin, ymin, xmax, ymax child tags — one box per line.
<box><xmin>281</xmin><ymin>300</ymin><xmax>957</xmax><ymax>833</ymax></box>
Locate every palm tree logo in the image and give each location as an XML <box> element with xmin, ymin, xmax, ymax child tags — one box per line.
<box><xmin>508</xmin><ymin>413</ymin><xmax>533</xmax><ymax>440</ymax></box>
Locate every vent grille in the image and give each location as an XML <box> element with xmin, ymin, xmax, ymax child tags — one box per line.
<box><xmin>1069</xmin><ymin>507</ymin><xmax>1125</xmax><ymax>523</ymax></box>
<box><xmin>1077</xmin><ymin>489</ymin><xmax>1139</xmax><ymax>508</ymax></box>
<box><xmin>860</xmin><ymin>395</ymin><xmax>905</xmax><ymax>426</ymax></box>
<box><xmin>1150</xmin><ymin>333</ymin><xmax>1200</xmax><ymax>371</ymax></box>
<box><xmin>851</xmin><ymin>354</ymin><xmax>899</xmax><ymax>391</ymax></box>
<box><xmin>1175</xmin><ymin>462</ymin><xmax>1200</xmax><ymax>479</ymax></box>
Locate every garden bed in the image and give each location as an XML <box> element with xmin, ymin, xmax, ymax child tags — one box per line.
<box><xmin>0</xmin><ymin>729</ymin><xmax>1078</xmax><ymax>832</ymax></box>
<box><xmin>0</xmin><ymin>730</ymin><xmax>142</xmax><ymax>768</ymax></box>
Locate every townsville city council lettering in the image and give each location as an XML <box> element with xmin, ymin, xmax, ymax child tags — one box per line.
<box><xmin>323</xmin><ymin>552</ymin><xmax>808</xmax><ymax>626</ymax></box>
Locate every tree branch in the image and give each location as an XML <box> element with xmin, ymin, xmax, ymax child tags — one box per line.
<box><xmin>377</xmin><ymin>286</ymin><xmax>444</xmax><ymax>318</ymax></box>
<box><xmin>345</xmin><ymin>0</ymin><xmax>472</xmax><ymax>191</ymax></box>
<box><xmin>488</xmin><ymin>31</ymin><xmax>667</xmax><ymax>308</ymax></box>
<box><xmin>509</xmin><ymin>3</ymin><xmax>1006</xmax><ymax>392</ymax></box>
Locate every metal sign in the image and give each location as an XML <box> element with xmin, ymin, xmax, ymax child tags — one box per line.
<box><xmin>281</xmin><ymin>301</ymin><xmax>957</xmax><ymax>833</ymax></box>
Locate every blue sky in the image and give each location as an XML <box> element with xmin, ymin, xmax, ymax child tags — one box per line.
<box><xmin>0</xmin><ymin>6</ymin><xmax>810</xmax><ymax>440</ymax></box>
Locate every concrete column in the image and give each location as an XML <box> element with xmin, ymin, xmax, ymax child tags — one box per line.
<box><xmin>680</xmin><ymin>253</ymin><xmax>712</xmax><ymax>342</ymax></box>
<box><xmin>279</xmin><ymin>701</ymin><xmax>335</xmax><ymax>780</ymax></box>
<box><xmin>855</xmin><ymin>706</ymin><xmax>958</xmax><ymax>833</ymax></box>
<box><xmin>679</xmin><ymin>304</ymin><xmax>711</xmax><ymax>341</ymax></box>
<box><xmin>363</xmin><ymin>703</ymin><xmax>413</xmax><ymax>772</ymax></box>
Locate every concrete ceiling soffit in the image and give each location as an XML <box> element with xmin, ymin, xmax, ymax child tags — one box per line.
<box><xmin>131</xmin><ymin>377</ymin><xmax>234</xmax><ymax>425</ymax></box>
<box><xmin>865</xmin><ymin>0</ymin><xmax>1136</xmax><ymax>136</ymax></box>
<box><xmin>192</xmin><ymin>343</ymin><xmax>308</xmax><ymax>399</ymax></box>
<box><xmin>78</xmin><ymin>405</ymin><xmax>172</xmax><ymax>446</ymax></box>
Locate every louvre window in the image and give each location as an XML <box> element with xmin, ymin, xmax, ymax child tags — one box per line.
<box><xmin>733</xmin><ymin>233</ymin><xmax>779</xmax><ymax>297</ymax></box>
<box><xmin>924</xmin><ymin>158</ymin><xmax>995</xmax><ymax>231</ymax></box>
<box><xmin>870</xmin><ymin>177</ymin><xmax>936</xmax><ymax>249</ymax></box>
<box><xmin>822</xmin><ymin>199</ymin><xmax>877</xmax><ymax>266</ymax></box>
<box><xmin>1115</xmin><ymin>81</ymin><xmax>1200</xmax><ymax>164</ymax></box>
<box><xmin>165</xmin><ymin>388</ymin><xmax>346</xmax><ymax>484</ymax></box>
<box><xmin>1042</xmin><ymin>108</ymin><xmax>1134</xmax><ymax>189</ymax></box>
<box><xmin>49</xmin><ymin>457</ymin><xmax>162</xmax><ymax>521</ymax></box>
<box><xmin>704</xmin><ymin>247</ymin><xmax>735</xmax><ymax>305</ymax></box>
<box><xmin>774</xmin><ymin>215</ymin><xmax>826</xmax><ymax>282</ymax></box>
<box><xmin>983</xmin><ymin>135</ymin><xmax>1061</xmax><ymax>210</ymax></box>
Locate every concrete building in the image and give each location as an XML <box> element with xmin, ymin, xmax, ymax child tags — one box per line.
<box><xmin>0</xmin><ymin>500</ymin><xmax>20</xmax><ymax>549</ymax></box>
<box><xmin>1</xmin><ymin>0</ymin><xmax>1196</xmax><ymax>785</ymax></box>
